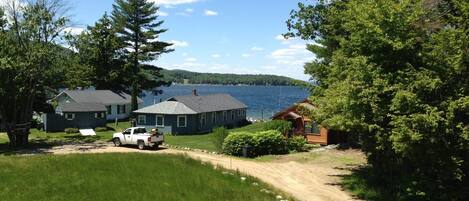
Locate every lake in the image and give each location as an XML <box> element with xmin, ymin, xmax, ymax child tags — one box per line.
<box><xmin>142</xmin><ymin>85</ymin><xmax>309</xmax><ymax>120</ymax></box>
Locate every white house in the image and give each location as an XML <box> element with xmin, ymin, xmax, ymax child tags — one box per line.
<box><xmin>53</xmin><ymin>90</ymin><xmax>143</xmax><ymax>121</ymax></box>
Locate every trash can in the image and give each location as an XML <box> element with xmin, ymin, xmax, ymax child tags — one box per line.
<box><xmin>242</xmin><ymin>145</ymin><xmax>253</xmax><ymax>158</ymax></box>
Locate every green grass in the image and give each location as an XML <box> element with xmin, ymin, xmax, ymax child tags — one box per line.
<box><xmin>0</xmin><ymin>121</ymin><xmax>131</xmax><ymax>154</ymax></box>
<box><xmin>0</xmin><ymin>153</ymin><xmax>289</xmax><ymax>201</ymax></box>
<box><xmin>164</xmin><ymin>122</ymin><xmax>268</xmax><ymax>152</ymax></box>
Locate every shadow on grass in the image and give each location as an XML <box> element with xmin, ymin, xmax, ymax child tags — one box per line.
<box><xmin>326</xmin><ymin>165</ymin><xmax>399</xmax><ymax>201</ymax></box>
<box><xmin>0</xmin><ymin>139</ymin><xmax>54</xmax><ymax>156</ymax></box>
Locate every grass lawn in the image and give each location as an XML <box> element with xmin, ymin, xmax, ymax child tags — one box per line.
<box><xmin>0</xmin><ymin>121</ymin><xmax>131</xmax><ymax>154</ymax></box>
<box><xmin>0</xmin><ymin>153</ymin><xmax>288</xmax><ymax>201</ymax></box>
<box><xmin>164</xmin><ymin>122</ymin><xmax>267</xmax><ymax>152</ymax></box>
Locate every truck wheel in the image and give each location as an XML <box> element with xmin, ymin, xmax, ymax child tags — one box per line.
<box><xmin>113</xmin><ymin>138</ymin><xmax>122</xmax><ymax>147</ymax></box>
<box><xmin>152</xmin><ymin>144</ymin><xmax>159</xmax><ymax>150</ymax></box>
<box><xmin>137</xmin><ymin>141</ymin><xmax>145</xmax><ymax>150</ymax></box>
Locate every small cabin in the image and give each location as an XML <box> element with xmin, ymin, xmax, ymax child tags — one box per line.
<box><xmin>272</xmin><ymin>100</ymin><xmax>346</xmax><ymax>145</ymax></box>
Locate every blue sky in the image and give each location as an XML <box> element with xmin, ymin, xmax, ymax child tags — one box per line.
<box><xmin>66</xmin><ymin>0</ymin><xmax>314</xmax><ymax>80</ymax></box>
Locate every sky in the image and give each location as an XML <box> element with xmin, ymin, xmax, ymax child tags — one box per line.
<box><xmin>6</xmin><ymin>0</ymin><xmax>316</xmax><ymax>80</ymax></box>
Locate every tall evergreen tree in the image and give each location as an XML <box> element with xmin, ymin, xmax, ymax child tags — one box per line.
<box><xmin>111</xmin><ymin>0</ymin><xmax>172</xmax><ymax>111</ymax></box>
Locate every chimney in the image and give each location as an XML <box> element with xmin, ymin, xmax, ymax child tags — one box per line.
<box><xmin>192</xmin><ymin>89</ymin><xmax>198</xmax><ymax>96</ymax></box>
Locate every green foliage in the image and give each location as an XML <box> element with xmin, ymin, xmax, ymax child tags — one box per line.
<box><xmin>222</xmin><ymin>132</ymin><xmax>254</xmax><ymax>156</ymax></box>
<box><xmin>287</xmin><ymin>136</ymin><xmax>308</xmax><ymax>152</ymax></box>
<box><xmin>287</xmin><ymin>0</ymin><xmax>469</xmax><ymax>200</ymax></box>
<box><xmin>94</xmin><ymin>127</ymin><xmax>108</xmax><ymax>132</ymax></box>
<box><xmin>161</xmin><ymin>69</ymin><xmax>305</xmax><ymax>86</ymax></box>
<box><xmin>111</xmin><ymin>0</ymin><xmax>173</xmax><ymax>111</ymax></box>
<box><xmin>211</xmin><ymin>127</ymin><xmax>229</xmax><ymax>152</ymax></box>
<box><xmin>263</xmin><ymin>120</ymin><xmax>292</xmax><ymax>134</ymax></box>
<box><xmin>223</xmin><ymin>130</ymin><xmax>288</xmax><ymax>157</ymax></box>
<box><xmin>0</xmin><ymin>0</ymin><xmax>72</xmax><ymax>146</ymax></box>
<box><xmin>64</xmin><ymin>128</ymin><xmax>79</xmax><ymax>134</ymax></box>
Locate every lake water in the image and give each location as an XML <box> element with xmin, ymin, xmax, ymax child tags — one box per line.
<box><xmin>142</xmin><ymin>85</ymin><xmax>309</xmax><ymax>120</ymax></box>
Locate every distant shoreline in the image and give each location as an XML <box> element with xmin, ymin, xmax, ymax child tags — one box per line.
<box><xmin>169</xmin><ymin>83</ymin><xmax>304</xmax><ymax>87</ymax></box>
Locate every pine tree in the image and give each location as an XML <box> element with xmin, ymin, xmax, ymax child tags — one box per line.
<box><xmin>111</xmin><ymin>0</ymin><xmax>172</xmax><ymax>111</ymax></box>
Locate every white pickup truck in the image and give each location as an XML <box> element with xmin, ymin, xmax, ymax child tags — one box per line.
<box><xmin>112</xmin><ymin>127</ymin><xmax>164</xmax><ymax>150</ymax></box>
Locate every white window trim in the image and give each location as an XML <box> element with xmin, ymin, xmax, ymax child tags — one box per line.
<box><xmin>177</xmin><ymin>115</ymin><xmax>187</xmax><ymax>128</ymax></box>
<box><xmin>156</xmin><ymin>115</ymin><xmax>164</xmax><ymax>127</ymax></box>
<box><xmin>65</xmin><ymin>113</ymin><xmax>75</xmax><ymax>120</ymax></box>
<box><xmin>138</xmin><ymin>115</ymin><xmax>146</xmax><ymax>124</ymax></box>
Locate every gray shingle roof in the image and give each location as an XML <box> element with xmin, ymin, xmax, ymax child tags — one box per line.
<box><xmin>167</xmin><ymin>93</ymin><xmax>247</xmax><ymax>113</ymax></box>
<box><xmin>62</xmin><ymin>90</ymin><xmax>143</xmax><ymax>105</ymax></box>
<box><xmin>133</xmin><ymin>101</ymin><xmax>197</xmax><ymax>115</ymax></box>
<box><xmin>58</xmin><ymin>102</ymin><xmax>106</xmax><ymax>112</ymax></box>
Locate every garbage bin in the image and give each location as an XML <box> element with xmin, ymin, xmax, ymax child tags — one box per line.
<box><xmin>242</xmin><ymin>145</ymin><xmax>253</xmax><ymax>158</ymax></box>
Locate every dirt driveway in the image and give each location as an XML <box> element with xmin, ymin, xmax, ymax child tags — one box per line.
<box><xmin>18</xmin><ymin>143</ymin><xmax>363</xmax><ymax>201</ymax></box>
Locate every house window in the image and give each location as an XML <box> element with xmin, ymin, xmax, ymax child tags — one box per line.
<box><xmin>223</xmin><ymin>111</ymin><xmax>227</xmax><ymax>122</ymax></box>
<box><xmin>95</xmin><ymin>112</ymin><xmax>105</xmax><ymax>118</ymax></box>
<box><xmin>306</xmin><ymin>121</ymin><xmax>320</xmax><ymax>134</ymax></box>
<box><xmin>156</xmin><ymin>115</ymin><xmax>164</xmax><ymax>127</ymax></box>
<box><xmin>65</xmin><ymin>113</ymin><xmax>75</xmax><ymax>120</ymax></box>
<box><xmin>238</xmin><ymin>109</ymin><xmax>241</xmax><ymax>117</ymax></box>
<box><xmin>121</xmin><ymin>105</ymin><xmax>126</xmax><ymax>114</ymax></box>
<box><xmin>212</xmin><ymin>112</ymin><xmax>216</xmax><ymax>124</ymax></box>
<box><xmin>177</xmin><ymin>115</ymin><xmax>187</xmax><ymax>127</ymax></box>
<box><xmin>231</xmin><ymin>110</ymin><xmax>235</xmax><ymax>120</ymax></box>
<box><xmin>200</xmin><ymin>113</ymin><xmax>206</xmax><ymax>127</ymax></box>
<box><xmin>117</xmin><ymin>105</ymin><xmax>121</xmax><ymax>114</ymax></box>
<box><xmin>138</xmin><ymin>115</ymin><xmax>146</xmax><ymax>124</ymax></box>
<box><xmin>106</xmin><ymin>106</ymin><xmax>112</xmax><ymax>115</ymax></box>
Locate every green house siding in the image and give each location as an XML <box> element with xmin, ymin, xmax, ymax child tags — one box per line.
<box><xmin>136</xmin><ymin>109</ymin><xmax>246</xmax><ymax>135</ymax></box>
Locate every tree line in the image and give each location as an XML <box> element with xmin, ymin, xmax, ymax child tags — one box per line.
<box><xmin>0</xmin><ymin>0</ymin><xmax>172</xmax><ymax>146</ymax></box>
<box><xmin>287</xmin><ymin>0</ymin><xmax>468</xmax><ymax>200</ymax></box>
<box><xmin>161</xmin><ymin>69</ymin><xmax>303</xmax><ymax>86</ymax></box>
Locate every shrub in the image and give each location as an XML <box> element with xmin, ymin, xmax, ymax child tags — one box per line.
<box><xmin>287</xmin><ymin>136</ymin><xmax>308</xmax><ymax>152</ymax></box>
<box><xmin>263</xmin><ymin>120</ymin><xmax>292</xmax><ymax>134</ymax></box>
<box><xmin>222</xmin><ymin>132</ymin><xmax>255</xmax><ymax>156</ymax></box>
<box><xmin>95</xmin><ymin>127</ymin><xmax>108</xmax><ymax>132</ymax></box>
<box><xmin>64</xmin><ymin>128</ymin><xmax>79</xmax><ymax>134</ymax></box>
<box><xmin>252</xmin><ymin>130</ymin><xmax>288</xmax><ymax>155</ymax></box>
<box><xmin>211</xmin><ymin>127</ymin><xmax>229</xmax><ymax>152</ymax></box>
<box><xmin>223</xmin><ymin>130</ymin><xmax>288</xmax><ymax>157</ymax></box>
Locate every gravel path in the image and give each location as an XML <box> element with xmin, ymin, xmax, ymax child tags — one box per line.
<box><xmin>16</xmin><ymin>143</ymin><xmax>359</xmax><ymax>201</ymax></box>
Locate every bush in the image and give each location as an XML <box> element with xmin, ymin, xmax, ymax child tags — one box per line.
<box><xmin>64</xmin><ymin>128</ymin><xmax>79</xmax><ymax>134</ymax></box>
<box><xmin>263</xmin><ymin>120</ymin><xmax>292</xmax><ymax>134</ymax></box>
<box><xmin>287</xmin><ymin>136</ymin><xmax>308</xmax><ymax>152</ymax></box>
<box><xmin>252</xmin><ymin>130</ymin><xmax>288</xmax><ymax>155</ymax></box>
<box><xmin>222</xmin><ymin>132</ymin><xmax>254</xmax><ymax>156</ymax></box>
<box><xmin>94</xmin><ymin>127</ymin><xmax>108</xmax><ymax>132</ymax></box>
<box><xmin>211</xmin><ymin>127</ymin><xmax>229</xmax><ymax>152</ymax></box>
<box><xmin>223</xmin><ymin>130</ymin><xmax>288</xmax><ymax>157</ymax></box>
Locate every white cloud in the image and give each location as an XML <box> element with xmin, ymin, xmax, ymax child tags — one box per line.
<box><xmin>204</xmin><ymin>10</ymin><xmax>218</xmax><ymax>16</ymax></box>
<box><xmin>150</xmin><ymin>0</ymin><xmax>200</xmax><ymax>6</ymax></box>
<box><xmin>62</xmin><ymin>27</ymin><xmax>85</xmax><ymax>35</ymax></box>
<box><xmin>185</xmin><ymin>57</ymin><xmax>197</xmax><ymax>62</ymax></box>
<box><xmin>185</xmin><ymin>8</ymin><xmax>194</xmax><ymax>13</ymax></box>
<box><xmin>157</xmin><ymin>10</ymin><xmax>168</xmax><ymax>16</ymax></box>
<box><xmin>168</xmin><ymin>40</ymin><xmax>189</xmax><ymax>48</ymax></box>
<box><xmin>211</xmin><ymin>54</ymin><xmax>221</xmax><ymax>58</ymax></box>
<box><xmin>181</xmin><ymin>52</ymin><xmax>188</xmax><ymax>57</ymax></box>
<box><xmin>251</xmin><ymin>46</ymin><xmax>264</xmax><ymax>51</ymax></box>
<box><xmin>241</xmin><ymin>53</ymin><xmax>251</xmax><ymax>58</ymax></box>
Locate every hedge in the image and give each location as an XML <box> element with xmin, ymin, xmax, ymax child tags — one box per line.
<box><xmin>263</xmin><ymin>120</ymin><xmax>292</xmax><ymax>134</ymax></box>
<box><xmin>64</xmin><ymin>128</ymin><xmax>79</xmax><ymax>134</ymax></box>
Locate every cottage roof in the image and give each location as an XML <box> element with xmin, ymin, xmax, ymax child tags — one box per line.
<box><xmin>60</xmin><ymin>90</ymin><xmax>143</xmax><ymax>105</ymax></box>
<box><xmin>133</xmin><ymin>101</ymin><xmax>197</xmax><ymax>115</ymax></box>
<box><xmin>167</xmin><ymin>93</ymin><xmax>247</xmax><ymax>113</ymax></box>
<box><xmin>58</xmin><ymin>102</ymin><xmax>107</xmax><ymax>112</ymax></box>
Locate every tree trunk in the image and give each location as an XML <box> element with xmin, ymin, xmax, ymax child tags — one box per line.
<box><xmin>131</xmin><ymin>81</ymin><xmax>139</xmax><ymax>117</ymax></box>
<box><xmin>6</xmin><ymin>123</ymin><xmax>30</xmax><ymax>147</ymax></box>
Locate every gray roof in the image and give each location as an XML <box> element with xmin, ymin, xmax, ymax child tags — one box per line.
<box><xmin>133</xmin><ymin>101</ymin><xmax>197</xmax><ymax>115</ymax></box>
<box><xmin>61</xmin><ymin>90</ymin><xmax>143</xmax><ymax>105</ymax></box>
<box><xmin>58</xmin><ymin>102</ymin><xmax>106</xmax><ymax>112</ymax></box>
<box><xmin>168</xmin><ymin>93</ymin><xmax>247</xmax><ymax>113</ymax></box>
